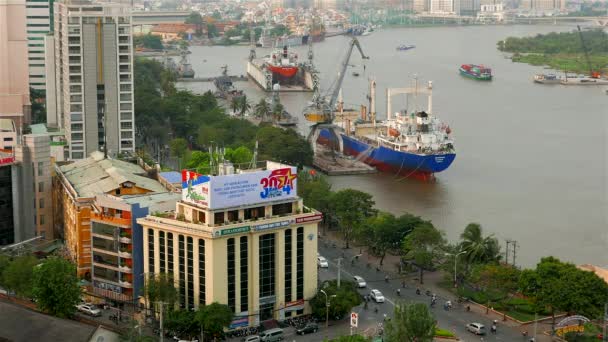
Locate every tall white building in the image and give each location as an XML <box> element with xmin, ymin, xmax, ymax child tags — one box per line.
<box><xmin>47</xmin><ymin>0</ymin><xmax>135</xmax><ymax>160</ymax></box>
<box><xmin>430</xmin><ymin>0</ymin><xmax>455</xmax><ymax>13</ymax></box>
<box><xmin>26</xmin><ymin>0</ymin><xmax>54</xmax><ymax>90</ymax></box>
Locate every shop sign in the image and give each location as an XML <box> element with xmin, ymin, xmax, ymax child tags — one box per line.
<box><xmin>296</xmin><ymin>213</ymin><xmax>323</xmax><ymax>224</ymax></box>
<box><xmin>284</xmin><ymin>299</ymin><xmax>305</xmax><ymax>312</ymax></box>
<box><xmin>217</xmin><ymin>226</ymin><xmax>250</xmax><ymax>237</ymax></box>
<box><xmin>253</xmin><ymin>220</ymin><xmax>291</xmax><ymax>231</ymax></box>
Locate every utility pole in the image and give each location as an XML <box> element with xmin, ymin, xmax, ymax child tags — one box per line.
<box><xmin>337</xmin><ymin>258</ymin><xmax>343</xmax><ymax>288</ymax></box>
<box><xmin>505</xmin><ymin>240</ymin><xmax>510</xmax><ymax>265</ymax></box>
<box><xmin>156</xmin><ymin>301</ymin><xmax>165</xmax><ymax>342</ymax></box>
<box><xmin>511</xmin><ymin>240</ymin><xmax>518</xmax><ymax>267</ymax></box>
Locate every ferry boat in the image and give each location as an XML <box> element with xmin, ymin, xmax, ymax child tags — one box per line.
<box><xmin>397</xmin><ymin>45</ymin><xmax>415</xmax><ymax>51</ymax></box>
<box><xmin>266</xmin><ymin>46</ymin><xmax>299</xmax><ymax>78</ymax></box>
<box><xmin>533</xmin><ymin>74</ymin><xmax>562</xmax><ymax>84</ymax></box>
<box><xmin>459</xmin><ymin>64</ymin><xmax>492</xmax><ymax>81</ymax></box>
<box><xmin>318</xmin><ymin>80</ymin><xmax>455</xmax><ymax>181</ymax></box>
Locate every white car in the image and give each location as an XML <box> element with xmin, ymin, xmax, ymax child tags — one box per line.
<box><xmin>353</xmin><ymin>276</ymin><xmax>367</xmax><ymax>288</ymax></box>
<box><xmin>370</xmin><ymin>289</ymin><xmax>385</xmax><ymax>303</ymax></box>
<box><xmin>77</xmin><ymin>303</ymin><xmax>102</xmax><ymax>317</ymax></box>
<box><xmin>317</xmin><ymin>256</ymin><xmax>329</xmax><ymax>268</ymax></box>
<box><xmin>466</xmin><ymin>322</ymin><xmax>486</xmax><ymax>335</ymax></box>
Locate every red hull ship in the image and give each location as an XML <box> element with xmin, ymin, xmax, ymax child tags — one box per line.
<box><xmin>266</xmin><ymin>46</ymin><xmax>299</xmax><ymax>78</ymax></box>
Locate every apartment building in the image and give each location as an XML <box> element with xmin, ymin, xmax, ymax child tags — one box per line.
<box><xmin>26</xmin><ymin>0</ymin><xmax>54</xmax><ymax>90</ymax></box>
<box><xmin>47</xmin><ymin>0</ymin><xmax>135</xmax><ymax>160</ymax></box>
<box><xmin>138</xmin><ymin>162</ymin><xmax>322</xmax><ymax>326</ymax></box>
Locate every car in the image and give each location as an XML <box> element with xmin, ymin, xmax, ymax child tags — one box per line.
<box><xmin>353</xmin><ymin>276</ymin><xmax>367</xmax><ymax>288</ymax></box>
<box><xmin>259</xmin><ymin>328</ymin><xmax>284</xmax><ymax>342</ymax></box>
<box><xmin>242</xmin><ymin>336</ymin><xmax>260</xmax><ymax>342</ymax></box>
<box><xmin>370</xmin><ymin>289</ymin><xmax>385</xmax><ymax>303</ymax></box>
<box><xmin>77</xmin><ymin>303</ymin><xmax>102</xmax><ymax>317</ymax></box>
<box><xmin>317</xmin><ymin>256</ymin><xmax>329</xmax><ymax>268</ymax></box>
<box><xmin>466</xmin><ymin>322</ymin><xmax>486</xmax><ymax>335</ymax></box>
<box><xmin>296</xmin><ymin>322</ymin><xmax>319</xmax><ymax>335</ymax></box>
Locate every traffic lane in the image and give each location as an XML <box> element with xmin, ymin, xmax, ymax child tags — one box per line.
<box><xmin>318</xmin><ymin>246</ymin><xmax>523</xmax><ymax>341</ymax></box>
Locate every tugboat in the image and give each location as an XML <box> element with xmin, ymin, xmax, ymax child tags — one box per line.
<box><xmin>266</xmin><ymin>46</ymin><xmax>299</xmax><ymax>78</ymax></box>
<box><xmin>213</xmin><ymin>65</ymin><xmax>244</xmax><ymax>101</ymax></box>
<box><xmin>396</xmin><ymin>44</ymin><xmax>415</xmax><ymax>51</ymax></box>
<box><xmin>533</xmin><ymin>74</ymin><xmax>562</xmax><ymax>84</ymax></box>
<box><xmin>177</xmin><ymin>49</ymin><xmax>195</xmax><ymax>78</ymax></box>
<box><xmin>459</xmin><ymin>64</ymin><xmax>492</xmax><ymax>81</ymax></box>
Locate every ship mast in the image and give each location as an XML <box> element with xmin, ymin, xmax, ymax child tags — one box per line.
<box><xmin>370</xmin><ymin>79</ymin><xmax>376</xmax><ymax>129</ymax></box>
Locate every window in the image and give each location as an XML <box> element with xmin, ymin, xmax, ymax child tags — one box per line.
<box><xmin>71</xmin><ymin>123</ymin><xmax>83</xmax><ymax>131</ymax></box>
<box><xmin>284</xmin><ymin>229</ymin><xmax>292</xmax><ymax>304</ymax></box>
<box><xmin>179</xmin><ymin>235</ymin><xmax>185</xmax><ymax>308</ymax></box>
<box><xmin>240</xmin><ymin>236</ymin><xmax>248</xmax><ymax>312</ymax></box>
<box><xmin>71</xmin><ymin>133</ymin><xmax>83</xmax><ymax>141</ymax></box>
<box><xmin>272</xmin><ymin>202</ymin><xmax>292</xmax><ymax>216</ymax></box>
<box><xmin>37</xmin><ymin>162</ymin><xmax>43</xmax><ymax>176</ymax></box>
<box><xmin>259</xmin><ymin>233</ymin><xmax>275</xmax><ymax>299</ymax></box>
<box><xmin>159</xmin><ymin>231</ymin><xmax>165</xmax><ymax>273</ymax></box>
<box><xmin>120</xmin><ymin>112</ymin><xmax>132</xmax><ymax>120</ymax></box>
<box><xmin>38</xmin><ymin>182</ymin><xmax>43</xmax><ymax>192</ymax></box>
<box><xmin>39</xmin><ymin>215</ymin><xmax>44</xmax><ymax>225</ymax></box>
<box><xmin>120</xmin><ymin>122</ymin><xmax>132</xmax><ymax>130</ymax></box>
<box><xmin>119</xmin><ymin>103</ymin><xmax>131</xmax><ymax>111</ymax></box>
<box><xmin>244</xmin><ymin>206</ymin><xmax>265</xmax><ymax>220</ymax></box>
<box><xmin>187</xmin><ymin>237</ymin><xmax>193</xmax><ymax>309</ymax></box>
<box><xmin>198</xmin><ymin>239</ymin><xmax>205</xmax><ymax>306</ymax></box>
<box><xmin>148</xmin><ymin>229</ymin><xmax>154</xmax><ymax>273</ymax></box>
<box><xmin>227</xmin><ymin>238</ymin><xmax>236</xmax><ymax>312</ymax></box>
<box><xmin>121</xmin><ymin>131</ymin><xmax>132</xmax><ymax>139</ymax></box>
<box><xmin>39</xmin><ymin>198</ymin><xmax>44</xmax><ymax>209</ymax></box>
<box><xmin>167</xmin><ymin>233</ymin><xmax>174</xmax><ymax>273</ymax></box>
<box><xmin>119</xmin><ymin>84</ymin><xmax>131</xmax><ymax>91</ymax></box>
<box><xmin>296</xmin><ymin>227</ymin><xmax>304</xmax><ymax>300</ymax></box>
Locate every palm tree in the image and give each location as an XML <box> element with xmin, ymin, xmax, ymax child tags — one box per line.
<box><xmin>272</xmin><ymin>102</ymin><xmax>284</xmax><ymax>123</ymax></box>
<box><xmin>230</xmin><ymin>97</ymin><xmax>240</xmax><ymax>115</ymax></box>
<box><xmin>254</xmin><ymin>98</ymin><xmax>270</xmax><ymax>120</ymax></box>
<box><xmin>459</xmin><ymin>223</ymin><xmax>501</xmax><ymax>266</ymax></box>
<box><xmin>238</xmin><ymin>95</ymin><xmax>251</xmax><ymax>117</ymax></box>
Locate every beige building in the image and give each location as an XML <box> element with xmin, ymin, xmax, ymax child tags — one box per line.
<box><xmin>138</xmin><ymin>162</ymin><xmax>321</xmax><ymax>326</ymax></box>
<box><xmin>520</xmin><ymin>0</ymin><xmax>565</xmax><ymax>12</ymax></box>
<box><xmin>0</xmin><ymin>0</ymin><xmax>31</xmax><ymax>131</ymax></box>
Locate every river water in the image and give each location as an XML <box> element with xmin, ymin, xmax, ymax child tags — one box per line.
<box><xmin>178</xmin><ymin>24</ymin><xmax>607</xmax><ymax>267</ymax></box>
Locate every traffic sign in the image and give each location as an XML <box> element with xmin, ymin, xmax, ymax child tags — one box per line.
<box><xmin>350</xmin><ymin>312</ymin><xmax>358</xmax><ymax>328</ymax></box>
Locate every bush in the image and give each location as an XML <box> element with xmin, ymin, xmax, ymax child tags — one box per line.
<box><xmin>435</xmin><ymin>328</ymin><xmax>456</xmax><ymax>337</ymax></box>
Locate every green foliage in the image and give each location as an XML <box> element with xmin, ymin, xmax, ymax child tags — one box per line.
<box><xmin>207</xmin><ymin>24</ymin><xmax>219</xmax><ymax>38</ymax></box>
<box><xmin>143</xmin><ymin>273</ymin><xmax>178</xmax><ymax>307</ymax></box>
<box><xmin>165</xmin><ymin>309</ymin><xmax>199</xmax><ymax>339</ymax></box>
<box><xmin>133</xmin><ymin>33</ymin><xmax>163</xmax><ymax>50</ymax></box>
<box><xmin>468</xmin><ymin>263</ymin><xmax>521</xmax><ymax>297</ymax></box>
<box><xmin>310</xmin><ymin>280</ymin><xmax>362</xmax><ymax>321</ymax></box>
<box><xmin>196</xmin><ymin>302</ymin><xmax>234</xmax><ymax>340</ymax></box>
<box><xmin>297</xmin><ymin>170</ymin><xmax>332</xmax><ymax>216</ymax></box>
<box><xmin>356</xmin><ymin>211</ymin><xmax>411</xmax><ymax>265</ymax></box>
<box><xmin>402</xmin><ymin>223</ymin><xmax>445</xmax><ymax>284</ymax></box>
<box><xmin>257</xmin><ymin>126</ymin><xmax>314</xmax><ymax>168</ymax></box>
<box><xmin>331</xmin><ymin>189</ymin><xmax>376</xmax><ymax>248</ymax></box>
<box><xmin>434</xmin><ymin>328</ymin><xmax>456</xmax><ymax>338</ymax></box>
<box><xmin>120</xmin><ymin>321</ymin><xmax>155</xmax><ymax>342</ymax></box>
<box><xmin>459</xmin><ymin>223</ymin><xmax>501</xmax><ymax>266</ymax></box>
<box><xmin>270</xmin><ymin>24</ymin><xmax>290</xmax><ymax>37</ymax></box>
<box><xmin>328</xmin><ymin>335</ymin><xmax>369</xmax><ymax>342</ymax></box>
<box><xmin>170</xmin><ymin>138</ymin><xmax>188</xmax><ymax>159</ymax></box>
<box><xmin>2</xmin><ymin>255</ymin><xmax>38</xmax><ymax>298</ymax></box>
<box><xmin>384</xmin><ymin>303</ymin><xmax>436</xmax><ymax>342</ymax></box>
<box><xmin>185</xmin><ymin>11</ymin><xmax>204</xmax><ymax>37</ymax></box>
<box><xmin>511</xmin><ymin>53</ymin><xmax>608</xmax><ymax>75</ymax></box>
<box><xmin>0</xmin><ymin>254</ymin><xmax>9</xmax><ymax>287</ymax></box>
<box><xmin>253</xmin><ymin>98</ymin><xmax>271</xmax><ymax>120</ymax></box>
<box><xmin>32</xmin><ymin>257</ymin><xmax>81</xmax><ymax>318</ymax></box>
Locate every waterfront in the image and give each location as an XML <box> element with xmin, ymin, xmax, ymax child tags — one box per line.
<box><xmin>178</xmin><ymin>24</ymin><xmax>607</xmax><ymax>268</ymax></box>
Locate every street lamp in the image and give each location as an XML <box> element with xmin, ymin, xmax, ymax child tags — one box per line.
<box><xmin>320</xmin><ymin>290</ymin><xmax>336</xmax><ymax>330</ymax></box>
<box><xmin>445</xmin><ymin>250</ymin><xmax>467</xmax><ymax>288</ymax></box>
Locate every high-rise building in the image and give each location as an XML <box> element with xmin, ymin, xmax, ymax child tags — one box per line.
<box><xmin>26</xmin><ymin>0</ymin><xmax>54</xmax><ymax>91</ymax></box>
<box><xmin>47</xmin><ymin>0</ymin><xmax>135</xmax><ymax>160</ymax></box>
<box><xmin>139</xmin><ymin>162</ymin><xmax>321</xmax><ymax>322</ymax></box>
<box><xmin>413</xmin><ymin>0</ymin><xmax>431</xmax><ymax>13</ymax></box>
<box><xmin>430</xmin><ymin>0</ymin><xmax>455</xmax><ymax>13</ymax></box>
<box><xmin>520</xmin><ymin>0</ymin><xmax>565</xmax><ymax>12</ymax></box>
<box><xmin>0</xmin><ymin>0</ymin><xmax>31</xmax><ymax>131</ymax></box>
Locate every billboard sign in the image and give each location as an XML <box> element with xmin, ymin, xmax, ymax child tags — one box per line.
<box><xmin>350</xmin><ymin>312</ymin><xmax>358</xmax><ymax>328</ymax></box>
<box><xmin>296</xmin><ymin>213</ymin><xmax>323</xmax><ymax>224</ymax></box>
<box><xmin>182</xmin><ymin>167</ymin><xmax>298</xmax><ymax>210</ymax></box>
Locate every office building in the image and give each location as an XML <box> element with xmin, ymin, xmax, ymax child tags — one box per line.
<box><xmin>90</xmin><ymin>192</ymin><xmax>179</xmax><ymax>303</ymax></box>
<box><xmin>0</xmin><ymin>0</ymin><xmax>31</xmax><ymax>131</ymax></box>
<box><xmin>138</xmin><ymin>162</ymin><xmax>321</xmax><ymax>326</ymax></box>
<box><xmin>26</xmin><ymin>0</ymin><xmax>54</xmax><ymax>90</ymax></box>
<box><xmin>48</xmin><ymin>0</ymin><xmax>135</xmax><ymax>160</ymax></box>
<box><xmin>54</xmin><ymin>151</ymin><xmax>167</xmax><ymax>277</ymax></box>
<box><xmin>430</xmin><ymin>0</ymin><xmax>455</xmax><ymax>13</ymax></box>
<box><xmin>520</xmin><ymin>0</ymin><xmax>565</xmax><ymax>12</ymax></box>
<box><xmin>0</xmin><ymin>128</ymin><xmax>52</xmax><ymax>245</ymax></box>
<box><xmin>413</xmin><ymin>0</ymin><xmax>431</xmax><ymax>13</ymax></box>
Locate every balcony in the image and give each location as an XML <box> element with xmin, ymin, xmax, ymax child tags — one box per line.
<box><xmin>118</xmin><ymin>265</ymin><xmax>132</xmax><ymax>273</ymax></box>
<box><xmin>91</xmin><ymin>212</ymin><xmax>131</xmax><ymax>228</ymax></box>
<box><xmin>119</xmin><ymin>236</ymin><xmax>132</xmax><ymax>244</ymax></box>
<box><xmin>118</xmin><ymin>250</ymin><xmax>132</xmax><ymax>258</ymax></box>
<box><xmin>119</xmin><ymin>280</ymin><xmax>132</xmax><ymax>289</ymax></box>
<box><xmin>93</xmin><ymin>261</ymin><xmax>120</xmax><ymax>272</ymax></box>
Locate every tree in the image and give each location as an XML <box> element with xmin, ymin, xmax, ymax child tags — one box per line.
<box><xmin>329</xmin><ymin>335</ymin><xmax>368</xmax><ymax>342</ymax></box>
<box><xmin>230</xmin><ymin>97</ymin><xmax>240</xmax><ymax>115</ymax></box>
<box><xmin>0</xmin><ymin>254</ymin><xmax>10</xmax><ymax>287</ymax></box>
<box><xmin>185</xmin><ymin>11</ymin><xmax>204</xmax><ymax>37</ymax></box>
<box><xmin>358</xmin><ymin>211</ymin><xmax>413</xmax><ymax>266</ymax></box>
<box><xmin>196</xmin><ymin>302</ymin><xmax>233</xmax><ymax>341</ymax></box>
<box><xmin>133</xmin><ymin>33</ymin><xmax>163</xmax><ymax>50</ymax></box>
<box><xmin>253</xmin><ymin>98</ymin><xmax>270</xmax><ymax>121</ymax></box>
<box><xmin>207</xmin><ymin>24</ymin><xmax>219</xmax><ymax>38</ymax></box>
<box><xmin>310</xmin><ymin>280</ymin><xmax>362</xmax><ymax>321</ymax></box>
<box><xmin>142</xmin><ymin>273</ymin><xmax>178</xmax><ymax>314</ymax></box>
<box><xmin>459</xmin><ymin>223</ymin><xmax>501</xmax><ymax>267</ymax></box>
<box><xmin>32</xmin><ymin>257</ymin><xmax>81</xmax><ymax>318</ymax></box>
<box><xmin>384</xmin><ymin>303</ymin><xmax>436</xmax><ymax>342</ymax></box>
<box><xmin>332</xmin><ymin>189</ymin><xmax>376</xmax><ymax>249</ymax></box>
<box><xmin>297</xmin><ymin>170</ymin><xmax>332</xmax><ymax>223</ymax></box>
<box><xmin>165</xmin><ymin>309</ymin><xmax>199</xmax><ymax>340</ymax></box>
<box><xmin>2</xmin><ymin>255</ymin><xmax>38</xmax><ymax>298</ymax></box>
<box><xmin>120</xmin><ymin>321</ymin><xmax>155</xmax><ymax>342</ymax></box>
<box><xmin>225</xmin><ymin>146</ymin><xmax>252</xmax><ymax>165</ymax></box>
<box><xmin>402</xmin><ymin>223</ymin><xmax>445</xmax><ymax>284</ymax></box>
<box><xmin>238</xmin><ymin>95</ymin><xmax>251</xmax><ymax>117</ymax></box>
<box><xmin>271</xmin><ymin>102</ymin><xmax>284</xmax><ymax>123</ymax></box>
<box><xmin>256</xmin><ymin>126</ymin><xmax>313</xmax><ymax>167</ymax></box>
<box><xmin>170</xmin><ymin>138</ymin><xmax>189</xmax><ymax>168</ymax></box>
<box><xmin>469</xmin><ymin>263</ymin><xmax>521</xmax><ymax>298</ymax></box>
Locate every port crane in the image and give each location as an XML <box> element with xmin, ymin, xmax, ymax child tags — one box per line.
<box><xmin>577</xmin><ymin>25</ymin><xmax>601</xmax><ymax>79</ymax></box>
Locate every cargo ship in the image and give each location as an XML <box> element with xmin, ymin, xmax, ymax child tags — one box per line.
<box><xmin>459</xmin><ymin>64</ymin><xmax>492</xmax><ymax>81</ymax></box>
<box><xmin>266</xmin><ymin>46</ymin><xmax>299</xmax><ymax>78</ymax></box>
<box><xmin>318</xmin><ymin>80</ymin><xmax>455</xmax><ymax>181</ymax></box>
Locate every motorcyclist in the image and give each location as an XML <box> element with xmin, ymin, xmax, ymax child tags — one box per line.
<box><xmin>385</xmin><ymin>275</ymin><xmax>389</xmax><ymax>283</ymax></box>
<box><xmin>416</xmin><ymin>287</ymin><xmax>421</xmax><ymax>295</ymax></box>
<box><xmin>397</xmin><ymin>289</ymin><xmax>401</xmax><ymax>296</ymax></box>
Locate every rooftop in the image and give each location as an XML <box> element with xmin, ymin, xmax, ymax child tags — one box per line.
<box><xmin>59</xmin><ymin>151</ymin><xmax>166</xmax><ymax>198</ymax></box>
<box><xmin>578</xmin><ymin>264</ymin><xmax>608</xmax><ymax>284</ymax></box>
<box><xmin>121</xmin><ymin>192</ymin><xmax>181</xmax><ymax>211</ymax></box>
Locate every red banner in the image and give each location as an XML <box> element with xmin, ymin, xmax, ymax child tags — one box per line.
<box><xmin>295</xmin><ymin>213</ymin><xmax>323</xmax><ymax>224</ymax></box>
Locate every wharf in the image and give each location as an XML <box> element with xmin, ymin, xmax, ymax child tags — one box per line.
<box><xmin>177</xmin><ymin>75</ymin><xmax>248</xmax><ymax>82</ymax></box>
<box><xmin>313</xmin><ymin>144</ymin><xmax>376</xmax><ymax>176</ymax></box>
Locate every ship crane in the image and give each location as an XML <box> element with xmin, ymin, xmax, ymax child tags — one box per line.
<box><xmin>577</xmin><ymin>25</ymin><xmax>600</xmax><ymax>79</ymax></box>
<box><xmin>305</xmin><ymin>37</ymin><xmax>369</xmax><ymax>154</ymax></box>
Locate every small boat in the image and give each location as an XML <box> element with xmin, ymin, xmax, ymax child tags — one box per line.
<box><xmin>352</xmin><ymin>72</ymin><xmax>360</xmax><ymax>77</ymax></box>
<box><xmin>396</xmin><ymin>45</ymin><xmax>415</xmax><ymax>51</ymax></box>
<box><xmin>533</xmin><ymin>74</ymin><xmax>561</xmax><ymax>84</ymax></box>
<box><xmin>459</xmin><ymin>64</ymin><xmax>492</xmax><ymax>81</ymax></box>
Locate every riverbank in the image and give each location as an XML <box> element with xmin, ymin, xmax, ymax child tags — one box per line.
<box><xmin>510</xmin><ymin>53</ymin><xmax>608</xmax><ymax>75</ymax></box>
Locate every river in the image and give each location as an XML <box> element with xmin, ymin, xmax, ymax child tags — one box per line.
<box><xmin>178</xmin><ymin>24</ymin><xmax>607</xmax><ymax>268</ymax></box>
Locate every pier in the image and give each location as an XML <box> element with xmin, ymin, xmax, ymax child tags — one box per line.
<box><xmin>177</xmin><ymin>75</ymin><xmax>248</xmax><ymax>83</ymax></box>
<box><xmin>246</xmin><ymin>58</ymin><xmax>315</xmax><ymax>92</ymax></box>
<box><xmin>313</xmin><ymin>144</ymin><xmax>376</xmax><ymax>176</ymax></box>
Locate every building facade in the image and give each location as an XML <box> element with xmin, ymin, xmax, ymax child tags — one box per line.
<box><xmin>0</xmin><ymin>0</ymin><xmax>31</xmax><ymax>131</ymax></box>
<box><xmin>48</xmin><ymin>0</ymin><xmax>135</xmax><ymax>160</ymax></box>
<box><xmin>54</xmin><ymin>151</ymin><xmax>166</xmax><ymax>277</ymax></box>
<box><xmin>138</xmin><ymin>162</ymin><xmax>321</xmax><ymax>326</ymax></box>
<box><xmin>90</xmin><ymin>192</ymin><xmax>179</xmax><ymax>303</ymax></box>
<box><xmin>430</xmin><ymin>0</ymin><xmax>455</xmax><ymax>13</ymax></box>
<box><xmin>26</xmin><ymin>0</ymin><xmax>54</xmax><ymax>90</ymax></box>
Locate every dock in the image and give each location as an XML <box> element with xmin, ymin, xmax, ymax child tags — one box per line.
<box><xmin>177</xmin><ymin>75</ymin><xmax>248</xmax><ymax>83</ymax></box>
<box><xmin>313</xmin><ymin>144</ymin><xmax>376</xmax><ymax>176</ymax></box>
<box><xmin>246</xmin><ymin>58</ymin><xmax>315</xmax><ymax>92</ymax></box>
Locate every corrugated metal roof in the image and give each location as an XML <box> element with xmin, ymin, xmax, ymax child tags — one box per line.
<box><xmin>59</xmin><ymin>152</ymin><xmax>166</xmax><ymax>197</ymax></box>
<box><xmin>159</xmin><ymin>171</ymin><xmax>182</xmax><ymax>184</ymax></box>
